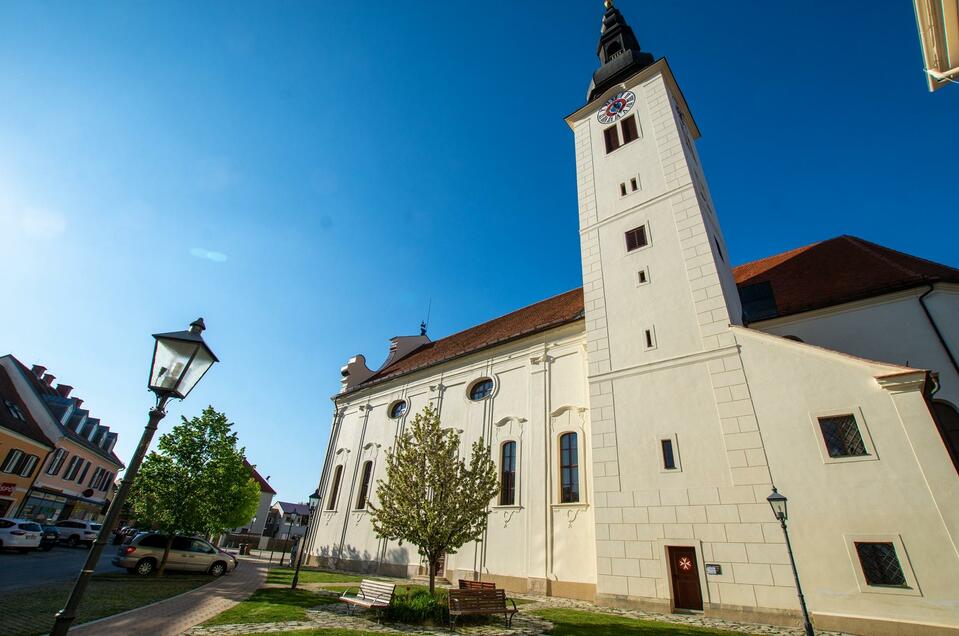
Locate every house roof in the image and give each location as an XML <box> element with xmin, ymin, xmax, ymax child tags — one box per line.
<box><xmin>9</xmin><ymin>357</ymin><xmax>125</xmax><ymax>468</ymax></box>
<box><xmin>0</xmin><ymin>366</ymin><xmax>55</xmax><ymax>449</ymax></box>
<box><xmin>732</xmin><ymin>235</ymin><xmax>959</xmax><ymax>320</ymax></box>
<box><xmin>351</xmin><ymin>288</ymin><xmax>585</xmax><ymax>392</ymax></box>
<box><xmin>345</xmin><ymin>236</ymin><xmax>957</xmax><ymax>393</ymax></box>
<box><xmin>275</xmin><ymin>501</ymin><xmax>310</xmax><ymax>516</ymax></box>
<box><xmin>244</xmin><ymin>459</ymin><xmax>276</xmax><ymax>495</ymax></box>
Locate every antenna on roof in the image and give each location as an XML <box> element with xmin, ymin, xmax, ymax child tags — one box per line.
<box><xmin>420</xmin><ymin>298</ymin><xmax>432</xmax><ymax>337</ymax></box>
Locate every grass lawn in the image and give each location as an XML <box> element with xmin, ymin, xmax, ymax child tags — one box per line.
<box><xmin>0</xmin><ymin>572</ymin><xmax>210</xmax><ymax>636</ymax></box>
<box><xmin>203</xmin><ymin>588</ymin><xmax>338</xmax><ymax>626</ymax></box>
<box><xmin>242</xmin><ymin>631</ymin><xmax>383</xmax><ymax>636</ymax></box>
<box><xmin>533</xmin><ymin>608</ymin><xmax>747</xmax><ymax>635</ymax></box>
<box><xmin>266</xmin><ymin>567</ymin><xmax>367</xmax><ymax>586</ymax></box>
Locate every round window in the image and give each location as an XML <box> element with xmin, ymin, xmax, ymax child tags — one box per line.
<box><xmin>468</xmin><ymin>378</ymin><xmax>494</xmax><ymax>401</ymax></box>
<box><xmin>389</xmin><ymin>400</ymin><xmax>408</xmax><ymax>419</ymax></box>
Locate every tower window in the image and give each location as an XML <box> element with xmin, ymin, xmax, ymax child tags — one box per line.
<box><xmin>620</xmin><ymin>183</ymin><xmax>627</xmax><ymax>196</ymax></box>
<box><xmin>856</xmin><ymin>542</ymin><xmax>907</xmax><ymax>587</ymax></box>
<box><xmin>661</xmin><ymin>439</ymin><xmax>676</xmax><ymax>470</ymax></box>
<box><xmin>637</xmin><ymin>268</ymin><xmax>649</xmax><ymax>285</ymax></box>
<box><xmin>625</xmin><ymin>225</ymin><xmax>648</xmax><ymax>252</ymax></box>
<box><xmin>644</xmin><ymin>328</ymin><xmax>656</xmax><ymax>350</ymax></box>
<box><xmin>604</xmin><ymin>126</ymin><xmax>620</xmax><ymax>154</ymax></box>
<box><xmin>620</xmin><ymin>115</ymin><xmax>640</xmax><ymax>144</ymax></box>
<box><xmin>818</xmin><ymin>415</ymin><xmax>868</xmax><ymax>458</ymax></box>
<box><xmin>630</xmin><ymin>176</ymin><xmax>639</xmax><ymax>191</ymax></box>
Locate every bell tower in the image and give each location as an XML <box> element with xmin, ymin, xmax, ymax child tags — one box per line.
<box><xmin>568</xmin><ymin>1</ymin><xmax>777</xmax><ymax>609</ymax></box>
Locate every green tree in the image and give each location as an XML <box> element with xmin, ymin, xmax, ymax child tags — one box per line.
<box><xmin>368</xmin><ymin>403</ymin><xmax>498</xmax><ymax>593</ymax></box>
<box><xmin>128</xmin><ymin>406</ymin><xmax>260</xmax><ymax>574</ymax></box>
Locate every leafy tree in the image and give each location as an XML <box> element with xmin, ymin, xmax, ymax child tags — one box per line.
<box><xmin>369</xmin><ymin>403</ymin><xmax>498</xmax><ymax>593</ymax></box>
<box><xmin>128</xmin><ymin>406</ymin><xmax>260</xmax><ymax>574</ymax></box>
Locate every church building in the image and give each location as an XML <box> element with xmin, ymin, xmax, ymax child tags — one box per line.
<box><xmin>304</xmin><ymin>4</ymin><xmax>959</xmax><ymax>635</ymax></box>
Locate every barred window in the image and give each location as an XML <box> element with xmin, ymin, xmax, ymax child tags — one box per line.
<box><xmin>818</xmin><ymin>415</ymin><xmax>868</xmax><ymax>458</ymax></box>
<box><xmin>856</xmin><ymin>542</ymin><xmax>907</xmax><ymax>587</ymax></box>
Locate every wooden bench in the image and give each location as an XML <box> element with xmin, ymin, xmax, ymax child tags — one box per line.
<box><xmin>448</xmin><ymin>588</ymin><xmax>518</xmax><ymax>630</ymax></box>
<box><xmin>339</xmin><ymin>579</ymin><xmax>396</xmax><ymax>616</ymax></box>
<box><xmin>458</xmin><ymin>579</ymin><xmax>496</xmax><ymax>591</ymax></box>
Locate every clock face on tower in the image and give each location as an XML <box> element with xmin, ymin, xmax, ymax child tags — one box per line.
<box><xmin>596</xmin><ymin>91</ymin><xmax>636</xmax><ymax>125</ymax></box>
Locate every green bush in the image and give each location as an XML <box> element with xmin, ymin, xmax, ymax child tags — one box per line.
<box><xmin>384</xmin><ymin>587</ymin><xmax>449</xmax><ymax>625</ymax></box>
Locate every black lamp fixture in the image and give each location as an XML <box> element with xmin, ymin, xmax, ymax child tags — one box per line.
<box><xmin>767</xmin><ymin>486</ymin><xmax>815</xmax><ymax>636</ymax></box>
<box><xmin>308</xmin><ymin>488</ymin><xmax>321</xmax><ymax>512</ymax></box>
<box><xmin>292</xmin><ymin>488</ymin><xmax>324</xmax><ymax>590</ymax></box>
<box><xmin>52</xmin><ymin>318</ymin><xmax>217</xmax><ymax>636</ymax></box>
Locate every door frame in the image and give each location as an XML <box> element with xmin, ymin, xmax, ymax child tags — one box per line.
<box><xmin>658</xmin><ymin>539</ymin><xmax>709</xmax><ymax>611</ymax></box>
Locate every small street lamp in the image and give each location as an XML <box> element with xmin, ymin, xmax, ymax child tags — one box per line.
<box><xmin>767</xmin><ymin>486</ymin><xmax>815</xmax><ymax>636</ymax></box>
<box><xmin>291</xmin><ymin>488</ymin><xmax>322</xmax><ymax>590</ymax></box>
<box><xmin>51</xmin><ymin>318</ymin><xmax>217</xmax><ymax>636</ymax></box>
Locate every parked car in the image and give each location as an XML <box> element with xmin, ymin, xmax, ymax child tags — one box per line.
<box><xmin>55</xmin><ymin>519</ymin><xmax>102</xmax><ymax>547</ymax></box>
<box><xmin>0</xmin><ymin>518</ymin><xmax>43</xmax><ymax>552</ymax></box>
<box><xmin>39</xmin><ymin>524</ymin><xmax>60</xmax><ymax>551</ymax></box>
<box><xmin>113</xmin><ymin>533</ymin><xmax>238</xmax><ymax>577</ymax></box>
<box><xmin>113</xmin><ymin>526</ymin><xmax>139</xmax><ymax>545</ymax></box>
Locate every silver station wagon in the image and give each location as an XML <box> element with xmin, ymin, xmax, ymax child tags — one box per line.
<box><xmin>112</xmin><ymin>533</ymin><xmax>238</xmax><ymax>576</ymax></box>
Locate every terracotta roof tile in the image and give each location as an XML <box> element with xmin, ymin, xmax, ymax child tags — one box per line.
<box><xmin>733</xmin><ymin>235</ymin><xmax>959</xmax><ymax>319</ymax></box>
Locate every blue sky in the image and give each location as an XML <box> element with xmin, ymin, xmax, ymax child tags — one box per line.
<box><xmin>1</xmin><ymin>1</ymin><xmax>956</xmax><ymax>503</ymax></box>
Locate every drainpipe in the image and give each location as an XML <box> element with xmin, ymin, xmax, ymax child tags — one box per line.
<box><xmin>919</xmin><ymin>285</ymin><xmax>959</xmax><ymax>376</ymax></box>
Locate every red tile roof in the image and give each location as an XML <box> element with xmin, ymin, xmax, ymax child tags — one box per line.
<box><xmin>244</xmin><ymin>459</ymin><xmax>276</xmax><ymax>495</ymax></box>
<box><xmin>733</xmin><ymin>235</ymin><xmax>959</xmax><ymax>319</ymax></box>
<box><xmin>354</xmin><ymin>288</ymin><xmax>585</xmax><ymax>390</ymax></box>
<box><xmin>348</xmin><ymin>236</ymin><xmax>957</xmax><ymax>392</ymax></box>
<box><xmin>0</xmin><ymin>366</ymin><xmax>55</xmax><ymax>449</ymax></box>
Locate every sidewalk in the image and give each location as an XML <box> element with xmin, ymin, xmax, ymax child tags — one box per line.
<box><xmin>69</xmin><ymin>556</ymin><xmax>269</xmax><ymax>636</ymax></box>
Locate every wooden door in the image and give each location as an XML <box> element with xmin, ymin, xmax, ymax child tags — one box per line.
<box><xmin>668</xmin><ymin>546</ymin><xmax>703</xmax><ymax>611</ymax></box>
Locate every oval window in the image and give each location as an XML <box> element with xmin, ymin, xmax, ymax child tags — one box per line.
<box><xmin>468</xmin><ymin>378</ymin><xmax>494</xmax><ymax>401</ymax></box>
<box><xmin>389</xmin><ymin>400</ymin><xmax>408</xmax><ymax>419</ymax></box>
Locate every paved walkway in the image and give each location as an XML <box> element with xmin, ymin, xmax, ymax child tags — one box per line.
<box><xmin>186</xmin><ymin>586</ymin><xmax>854</xmax><ymax>636</ymax></box>
<box><xmin>69</xmin><ymin>556</ymin><xmax>269</xmax><ymax>636</ymax></box>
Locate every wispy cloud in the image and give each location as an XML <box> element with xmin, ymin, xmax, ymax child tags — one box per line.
<box><xmin>190</xmin><ymin>247</ymin><xmax>228</xmax><ymax>263</ymax></box>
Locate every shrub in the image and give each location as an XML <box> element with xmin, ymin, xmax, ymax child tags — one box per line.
<box><xmin>384</xmin><ymin>587</ymin><xmax>449</xmax><ymax>625</ymax></box>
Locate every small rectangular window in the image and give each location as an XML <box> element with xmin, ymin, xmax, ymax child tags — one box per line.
<box><xmin>620</xmin><ymin>183</ymin><xmax>627</xmax><ymax>196</ymax></box>
<box><xmin>644</xmin><ymin>328</ymin><xmax>655</xmax><ymax>349</ymax></box>
<box><xmin>630</xmin><ymin>177</ymin><xmax>638</xmax><ymax>191</ymax></box>
<box><xmin>661</xmin><ymin>439</ymin><xmax>676</xmax><ymax>469</ymax></box>
<box><xmin>856</xmin><ymin>542</ymin><xmax>907</xmax><ymax>587</ymax></box>
<box><xmin>620</xmin><ymin>115</ymin><xmax>639</xmax><ymax>144</ymax></box>
<box><xmin>625</xmin><ymin>225</ymin><xmax>648</xmax><ymax>252</ymax></box>
<box><xmin>637</xmin><ymin>269</ymin><xmax>648</xmax><ymax>285</ymax></box>
<box><xmin>604</xmin><ymin>126</ymin><xmax>620</xmax><ymax>153</ymax></box>
<box><xmin>819</xmin><ymin>415</ymin><xmax>868</xmax><ymax>458</ymax></box>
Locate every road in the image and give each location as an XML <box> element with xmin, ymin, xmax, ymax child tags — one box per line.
<box><xmin>0</xmin><ymin>544</ymin><xmax>124</xmax><ymax>591</ymax></box>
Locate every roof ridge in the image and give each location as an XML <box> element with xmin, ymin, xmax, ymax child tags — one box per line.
<box><xmin>844</xmin><ymin>235</ymin><xmax>959</xmax><ymax>279</ymax></box>
<box><xmin>732</xmin><ymin>237</ymin><xmax>826</xmax><ymax>271</ymax></box>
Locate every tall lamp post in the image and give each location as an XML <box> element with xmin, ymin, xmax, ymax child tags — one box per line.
<box><xmin>291</xmin><ymin>489</ymin><xmax>321</xmax><ymax>590</ymax></box>
<box><xmin>50</xmin><ymin>318</ymin><xmax>217</xmax><ymax>636</ymax></box>
<box><xmin>767</xmin><ymin>486</ymin><xmax>815</xmax><ymax>636</ymax></box>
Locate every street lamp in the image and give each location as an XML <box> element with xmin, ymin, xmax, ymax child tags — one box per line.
<box><xmin>291</xmin><ymin>488</ymin><xmax>322</xmax><ymax>590</ymax></box>
<box><xmin>51</xmin><ymin>318</ymin><xmax>217</xmax><ymax>636</ymax></box>
<box><xmin>767</xmin><ymin>486</ymin><xmax>815</xmax><ymax>636</ymax></box>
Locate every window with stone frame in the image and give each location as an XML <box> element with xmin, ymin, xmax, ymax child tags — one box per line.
<box><xmin>499</xmin><ymin>441</ymin><xmax>517</xmax><ymax>505</ymax></box>
<box><xmin>355</xmin><ymin>461</ymin><xmax>373</xmax><ymax>510</ymax></box>
<box><xmin>625</xmin><ymin>225</ymin><xmax>648</xmax><ymax>252</ymax></box>
<box><xmin>326</xmin><ymin>465</ymin><xmax>343</xmax><ymax>510</ymax></box>
<box><xmin>855</xmin><ymin>542</ymin><xmax>907</xmax><ymax>587</ymax></box>
<box><xmin>818</xmin><ymin>415</ymin><xmax>868</xmax><ymax>458</ymax></box>
<box><xmin>559</xmin><ymin>433</ymin><xmax>579</xmax><ymax>503</ymax></box>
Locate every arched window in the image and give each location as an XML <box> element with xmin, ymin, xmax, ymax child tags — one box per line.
<box><xmin>356</xmin><ymin>461</ymin><xmax>374</xmax><ymax>510</ymax></box>
<box><xmin>469</xmin><ymin>378</ymin><xmax>494</xmax><ymax>401</ymax></box>
<box><xmin>389</xmin><ymin>400</ymin><xmax>408</xmax><ymax>419</ymax></box>
<box><xmin>326</xmin><ymin>465</ymin><xmax>343</xmax><ymax>510</ymax></box>
<box><xmin>500</xmin><ymin>442</ymin><xmax>517</xmax><ymax>505</ymax></box>
<box><xmin>932</xmin><ymin>400</ymin><xmax>959</xmax><ymax>472</ymax></box>
<box><xmin>559</xmin><ymin>432</ymin><xmax>579</xmax><ymax>503</ymax></box>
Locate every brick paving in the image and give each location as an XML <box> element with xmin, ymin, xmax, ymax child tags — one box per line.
<box><xmin>69</xmin><ymin>556</ymin><xmax>268</xmax><ymax>636</ymax></box>
<box><xmin>186</xmin><ymin>586</ymin><xmax>854</xmax><ymax>636</ymax></box>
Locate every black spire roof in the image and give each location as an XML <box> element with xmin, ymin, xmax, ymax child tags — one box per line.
<box><xmin>587</xmin><ymin>1</ymin><xmax>655</xmax><ymax>102</ymax></box>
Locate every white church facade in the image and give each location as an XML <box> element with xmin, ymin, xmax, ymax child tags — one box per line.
<box><xmin>304</xmin><ymin>5</ymin><xmax>959</xmax><ymax>635</ymax></box>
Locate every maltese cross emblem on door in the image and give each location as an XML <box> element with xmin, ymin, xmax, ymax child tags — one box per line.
<box><xmin>678</xmin><ymin>557</ymin><xmax>693</xmax><ymax>571</ymax></box>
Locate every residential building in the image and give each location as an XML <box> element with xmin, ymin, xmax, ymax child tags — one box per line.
<box><xmin>0</xmin><ymin>355</ymin><xmax>125</xmax><ymax>522</ymax></box>
<box><xmin>0</xmin><ymin>366</ymin><xmax>55</xmax><ymax>516</ymax></box>
<box><xmin>264</xmin><ymin>501</ymin><xmax>310</xmax><ymax>540</ymax></box>
<box><xmin>232</xmin><ymin>459</ymin><xmax>276</xmax><ymax>536</ymax></box>
<box><xmin>304</xmin><ymin>4</ymin><xmax>959</xmax><ymax>635</ymax></box>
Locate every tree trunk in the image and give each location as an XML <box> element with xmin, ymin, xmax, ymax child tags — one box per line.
<box><xmin>428</xmin><ymin>554</ymin><xmax>438</xmax><ymax>595</ymax></box>
<box><xmin>158</xmin><ymin>534</ymin><xmax>174</xmax><ymax>576</ymax></box>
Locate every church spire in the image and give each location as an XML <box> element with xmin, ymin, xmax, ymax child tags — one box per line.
<box><xmin>587</xmin><ymin>1</ymin><xmax>655</xmax><ymax>102</ymax></box>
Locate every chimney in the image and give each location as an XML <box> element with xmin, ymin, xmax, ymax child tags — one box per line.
<box><xmin>56</xmin><ymin>384</ymin><xmax>73</xmax><ymax>398</ymax></box>
<box><xmin>42</xmin><ymin>373</ymin><xmax>56</xmax><ymax>386</ymax></box>
<box><xmin>31</xmin><ymin>365</ymin><xmax>46</xmax><ymax>379</ymax></box>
